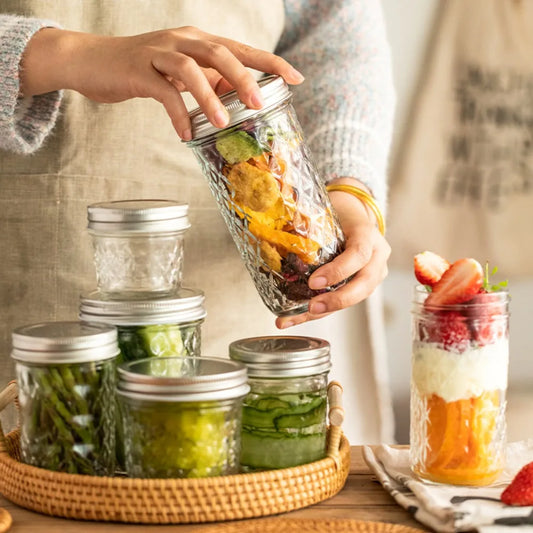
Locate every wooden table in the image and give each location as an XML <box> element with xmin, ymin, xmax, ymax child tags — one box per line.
<box><xmin>0</xmin><ymin>446</ymin><xmax>428</xmax><ymax>532</ymax></box>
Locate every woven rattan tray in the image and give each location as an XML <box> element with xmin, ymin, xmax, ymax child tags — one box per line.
<box><xmin>0</xmin><ymin>380</ymin><xmax>350</xmax><ymax>524</ymax></box>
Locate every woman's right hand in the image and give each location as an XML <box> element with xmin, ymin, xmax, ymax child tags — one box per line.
<box><xmin>20</xmin><ymin>25</ymin><xmax>304</xmax><ymax>139</ymax></box>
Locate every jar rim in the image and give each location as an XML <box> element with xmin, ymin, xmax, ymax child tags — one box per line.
<box><xmin>186</xmin><ymin>75</ymin><xmax>292</xmax><ymax>142</ymax></box>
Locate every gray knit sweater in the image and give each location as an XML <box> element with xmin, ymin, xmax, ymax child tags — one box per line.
<box><xmin>0</xmin><ymin>0</ymin><xmax>395</xmax><ymax>206</ymax></box>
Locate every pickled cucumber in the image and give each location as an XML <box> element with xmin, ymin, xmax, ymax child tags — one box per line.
<box><xmin>240</xmin><ymin>391</ymin><xmax>327</xmax><ymax>470</ymax></box>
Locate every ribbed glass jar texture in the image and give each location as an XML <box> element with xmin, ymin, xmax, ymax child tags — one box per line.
<box><xmin>186</xmin><ymin>76</ymin><xmax>345</xmax><ymax>317</ymax></box>
<box><xmin>12</xmin><ymin>322</ymin><xmax>118</xmax><ymax>476</ymax></box>
<box><xmin>241</xmin><ymin>373</ymin><xmax>328</xmax><ymax>470</ymax></box>
<box><xmin>410</xmin><ymin>287</ymin><xmax>509</xmax><ymax>486</ymax></box>
<box><xmin>120</xmin><ymin>396</ymin><xmax>243</xmax><ymax>478</ymax></box>
<box><xmin>87</xmin><ymin>200</ymin><xmax>190</xmax><ymax>297</ymax></box>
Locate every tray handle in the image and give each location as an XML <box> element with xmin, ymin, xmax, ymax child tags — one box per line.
<box><xmin>326</xmin><ymin>380</ymin><xmax>344</xmax><ymax>467</ymax></box>
<box><xmin>0</xmin><ymin>380</ymin><xmax>18</xmax><ymax>452</ymax></box>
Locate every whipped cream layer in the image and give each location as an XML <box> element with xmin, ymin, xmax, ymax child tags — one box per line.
<box><xmin>412</xmin><ymin>339</ymin><xmax>509</xmax><ymax>402</ymax></box>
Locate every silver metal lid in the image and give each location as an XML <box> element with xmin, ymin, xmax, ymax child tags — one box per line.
<box><xmin>228</xmin><ymin>336</ymin><xmax>331</xmax><ymax>378</ymax></box>
<box><xmin>87</xmin><ymin>199</ymin><xmax>190</xmax><ymax>233</ymax></box>
<box><xmin>117</xmin><ymin>356</ymin><xmax>250</xmax><ymax>402</ymax></box>
<box><xmin>187</xmin><ymin>75</ymin><xmax>292</xmax><ymax>141</ymax></box>
<box><xmin>79</xmin><ymin>288</ymin><xmax>206</xmax><ymax>325</ymax></box>
<box><xmin>11</xmin><ymin>321</ymin><xmax>119</xmax><ymax>364</ymax></box>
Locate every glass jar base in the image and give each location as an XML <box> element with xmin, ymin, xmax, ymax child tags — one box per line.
<box><xmin>412</xmin><ymin>465</ymin><xmax>503</xmax><ymax>487</ymax></box>
<box><xmin>274</xmin><ymin>302</ymin><xmax>309</xmax><ymax>317</ymax></box>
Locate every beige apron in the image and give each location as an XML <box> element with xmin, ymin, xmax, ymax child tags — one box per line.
<box><xmin>0</xmin><ymin>0</ymin><xmax>394</xmax><ymax>444</ymax></box>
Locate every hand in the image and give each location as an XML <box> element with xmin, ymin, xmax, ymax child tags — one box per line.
<box><xmin>20</xmin><ymin>26</ymin><xmax>304</xmax><ymax>139</ymax></box>
<box><xmin>276</xmin><ymin>178</ymin><xmax>390</xmax><ymax>329</ymax></box>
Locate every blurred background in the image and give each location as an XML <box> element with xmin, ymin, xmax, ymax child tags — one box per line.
<box><xmin>381</xmin><ymin>0</ymin><xmax>533</xmax><ymax>443</ymax></box>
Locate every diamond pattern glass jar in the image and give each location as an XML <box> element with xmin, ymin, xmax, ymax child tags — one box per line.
<box><xmin>186</xmin><ymin>76</ymin><xmax>346</xmax><ymax>317</ymax></box>
<box><xmin>12</xmin><ymin>321</ymin><xmax>119</xmax><ymax>476</ymax></box>
<box><xmin>410</xmin><ymin>287</ymin><xmax>509</xmax><ymax>486</ymax></box>
<box><xmin>117</xmin><ymin>357</ymin><xmax>249</xmax><ymax>478</ymax></box>
<box><xmin>87</xmin><ymin>199</ymin><xmax>190</xmax><ymax>297</ymax></box>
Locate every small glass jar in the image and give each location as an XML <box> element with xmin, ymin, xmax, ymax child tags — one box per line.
<box><xmin>12</xmin><ymin>321</ymin><xmax>119</xmax><ymax>475</ymax></box>
<box><xmin>229</xmin><ymin>335</ymin><xmax>331</xmax><ymax>471</ymax></box>
<box><xmin>87</xmin><ymin>199</ymin><xmax>190</xmax><ymax>297</ymax></box>
<box><xmin>410</xmin><ymin>286</ymin><xmax>510</xmax><ymax>486</ymax></box>
<box><xmin>117</xmin><ymin>357</ymin><xmax>249</xmax><ymax>478</ymax></box>
<box><xmin>186</xmin><ymin>75</ymin><xmax>346</xmax><ymax>317</ymax></box>
<box><xmin>79</xmin><ymin>288</ymin><xmax>206</xmax><ymax>363</ymax></box>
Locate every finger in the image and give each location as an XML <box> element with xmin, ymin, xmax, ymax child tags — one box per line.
<box><xmin>147</xmin><ymin>70</ymin><xmax>193</xmax><ymax>140</ymax></box>
<box><xmin>172</xmin><ymin>39</ymin><xmax>265</xmax><ymax>110</ymax></box>
<box><xmin>152</xmin><ymin>51</ymin><xmax>230</xmax><ymax>129</ymax></box>
<box><xmin>276</xmin><ymin>309</ymin><xmax>332</xmax><ymax>330</ymax></box>
<box><xmin>306</xmin><ymin>243</ymin><xmax>390</xmax><ymax>316</ymax></box>
<box><xmin>308</xmin><ymin>225</ymin><xmax>378</xmax><ymax>290</ymax></box>
<box><xmin>208</xmin><ymin>35</ymin><xmax>305</xmax><ymax>85</ymax></box>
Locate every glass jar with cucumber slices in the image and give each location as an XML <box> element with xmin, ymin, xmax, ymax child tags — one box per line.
<box><xmin>79</xmin><ymin>288</ymin><xmax>206</xmax><ymax>363</ymax></box>
<box><xmin>185</xmin><ymin>75</ymin><xmax>346</xmax><ymax>317</ymax></box>
<box><xmin>117</xmin><ymin>356</ymin><xmax>249</xmax><ymax>478</ymax></box>
<box><xmin>229</xmin><ymin>335</ymin><xmax>331</xmax><ymax>471</ymax></box>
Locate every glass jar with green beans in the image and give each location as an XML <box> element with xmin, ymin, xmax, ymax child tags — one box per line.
<box><xmin>12</xmin><ymin>321</ymin><xmax>119</xmax><ymax>475</ymax></box>
<box><xmin>229</xmin><ymin>336</ymin><xmax>331</xmax><ymax>471</ymax></box>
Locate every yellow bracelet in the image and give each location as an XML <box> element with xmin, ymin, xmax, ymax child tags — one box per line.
<box><xmin>325</xmin><ymin>183</ymin><xmax>386</xmax><ymax>235</ymax></box>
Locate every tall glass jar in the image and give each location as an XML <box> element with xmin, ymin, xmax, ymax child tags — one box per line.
<box><xmin>185</xmin><ymin>75</ymin><xmax>346</xmax><ymax>317</ymax></box>
<box><xmin>117</xmin><ymin>357</ymin><xmax>249</xmax><ymax>478</ymax></box>
<box><xmin>87</xmin><ymin>199</ymin><xmax>190</xmax><ymax>297</ymax></box>
<box><xmin>410</xmin><ymin>287</ymin><xmax>510</xmax><ymax>486</ymax></box>
<box><xmin>79</xmin><ymin>288</ymin><xmax>206</xmax><ymax>363</ymax></box>
<box><xmin>229</xmin><ymin>335</ymin><xmax>331</xmax><ymax>470</ymax></box>
<box><xmin>12</xmin><ymin>321</ymin><xmax>119</xmax><ymax>475</ymax></box>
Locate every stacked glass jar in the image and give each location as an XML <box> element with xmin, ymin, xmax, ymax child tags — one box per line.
<box><xmin>83</xmin><ymin>199</ymin><xmax>215</xmax><ymax>475</ymax></box>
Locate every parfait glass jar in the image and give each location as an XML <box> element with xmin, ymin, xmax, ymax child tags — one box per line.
<box><xmin>229</xmin><ymin>335</ymin><xmax>331</xmax><ymax>470</ymax></box>
<box><xmin>12</xmin><ymin>321</ymin><xmax>119</xmax><ymax>476</ymax></box>
<box><xmin>185</xmin><ymin>75</ymin><xmax>346</xmax><ymax>317</ymax></box>
<box><xmin>410</xmin><ymin>286</ymin><xmax>510</xmax><ymax>486</ymax></box>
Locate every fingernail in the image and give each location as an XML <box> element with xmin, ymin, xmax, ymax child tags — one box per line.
<box><xmin>250</xmin><ymin>90</ymin><xmax>264</xmax><ymax>109</ymax></box>
<box><xmin>214</xmin><ymin>109</ymin><xmax>228</xmax><ymax>128</ymax></box>
<box><xmin>181</xmin><ymin>128</ymin><xmax>192</xmax><ymax>141</ymax></box>
<box><xmin>289</xmin><ymin>67</ymin><xmax>305</xmax><ymax>83</ymax></box>
<box><xmin>310</xmin><ymin>302</ymin><xmax>327</xmax><ymax>315</ymax></box>
<box><xmin>309</xmin><ymin>276</ymin><xmax>327</xmax><ymax>290</ymax></box>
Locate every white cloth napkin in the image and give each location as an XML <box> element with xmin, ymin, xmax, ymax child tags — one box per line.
<box><xmin>363</xmin><ymin>441</ymin><xmax>533</xmax><ymax>533</ymax></box>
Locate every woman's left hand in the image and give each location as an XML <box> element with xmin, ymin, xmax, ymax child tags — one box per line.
<box><xmin>276</xmin><ymin>177</ymin><xmax>390</xmax><ymax>329</ymax></box>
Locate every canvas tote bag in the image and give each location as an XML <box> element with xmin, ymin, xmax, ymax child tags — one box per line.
<box><xmin>387</xmin><ymin>0</ymin><xmax>533</xmax><ymax>276</ymax></box>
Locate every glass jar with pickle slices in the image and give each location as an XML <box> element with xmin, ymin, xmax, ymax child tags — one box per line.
<box><xmin>229</xmin><ymin>335</ymin><xmax>331</xmax><ymax>471</ymax></box>
<box><xmin>12</xmin><ymin>321</ymin><xmax>119</xmax><ymax>476</ymax></box>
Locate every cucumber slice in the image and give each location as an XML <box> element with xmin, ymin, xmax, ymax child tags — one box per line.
<box><xmin>215</xmin><ymin>131</ymin><xmax>265</xmax><ymax>164</ymax></box>
<box><xmin>138</xmin><ymin>325</ymin><xmax>184</xmax><ymax>357</ymax></box>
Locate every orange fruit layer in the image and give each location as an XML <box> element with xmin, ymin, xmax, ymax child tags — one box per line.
<box><xmin>415</xmin><ymin>391</ymin><xmax>503</xmax><ymax>486</ymax></box>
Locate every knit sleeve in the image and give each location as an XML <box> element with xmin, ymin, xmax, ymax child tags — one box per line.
<box><xmin>275</xmin><ymin>0</ymin><xmax>395</xmax><ymax>208</ymax></box>
<box><xmin>0</xmin><ymin>14</ymin><xmax>63</xmax><ymax>154</ymax></box>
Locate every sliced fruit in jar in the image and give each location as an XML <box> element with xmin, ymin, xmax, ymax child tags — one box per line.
<box><xmin>422</xmin><ymin>310</ymin><xmax>471</xmax><ymax>352</ymax></box>
<box><xmin>216</xmin><ymin>130</ymin><xmax>264</xmax><ymax>164</ymax></box>
<box><xmin>414</xmin><ymin>251</ymin><xmax>450</xmax><ymax>287</ymax></box>
<box><xmin>426</xmin><ymin>258</ymin><xmax>484</xmax><ymax>307</ymax></box>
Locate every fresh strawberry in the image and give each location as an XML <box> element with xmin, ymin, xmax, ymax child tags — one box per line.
<box><xmin>421</xmin><ymin>310</ymin><xmax>471</xmax><ymax>352</ymax></box>
<box><xmin>465</xmin><ymin>290</ymin><xmax>507</xmax><ymax>346</ymax></box>
<box><xmin>414</xmin><ymin>251</ymin><xmax>450</xmax><ymax>287</ymax></box>
<box><xmin>426</xmin><ymin>258</ymin><xmax>484</xmax><ymax>307</ymax></box>
<box><xmin>501</xmin><ymin>461</ymin><xmax>533</xmax><ymax>506</ymax></box>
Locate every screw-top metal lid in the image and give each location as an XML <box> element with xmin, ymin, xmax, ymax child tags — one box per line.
<box><xmin>11</xmin><ymin>321</ymin><xmax>119</xmax><ymax>364</ymax></box>
<box><xmin>79</xmin><ymin>288</ymin><xmax>206</xmax><ymax>325</ymax></box>
<box><xmin>87</xmin><ymin>199</ymin><xmax>190</xmax><ymax>233</ymax></box>
<box><xmin>187</xmin><ymin>75</ymin><xmax>292</xmax><ymax>141</ymax></box>
<box><xmin>117</xmin><ymin>356</ymin><xmax>250</xmax><ymax>402</ymax></box>
<box><xmin>228</xmin><ymin>336</ymin><xmax>331</xmax><ymax>378</ymax></box>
